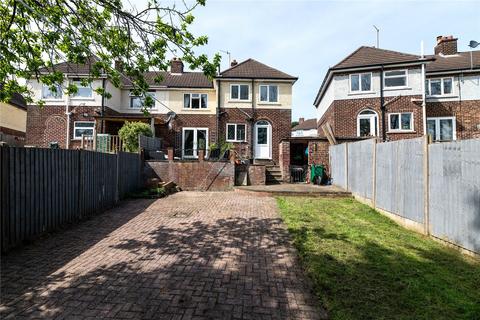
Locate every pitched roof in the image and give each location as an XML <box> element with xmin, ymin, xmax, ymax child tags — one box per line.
<box><xmin>426</xmin><ymin>51</ymin><xmax>480</xmax><ymax>72</ymax></box>
<box><xmin>121</xmin><ymin>71</ymin><xmax>213</xmax><ymax>88</ymax></box>
<box><xmin>0</xmin><ymin>84</ymin><xmax>27</xmax><ymax>109</ymax></box>
<box><xmin>332</xmin><ymin>46</ymin><xmax>424</xmax><ymax>70</ymax></box>
<box><xmin>38</xmin><ymin>56</ymin><xmax>101</xmax><ymax>75</ymax></box>
<box><xmin>219</xmin><ymin>59</ymin><xmax>297</xmax><ymax>80</ymax></box>
<box><xmin>292</xmin><ymin>119</ymin><xmax>317</xmax><ymax>131</ymax></box>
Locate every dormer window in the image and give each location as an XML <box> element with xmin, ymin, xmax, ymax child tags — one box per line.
<box><xmin>350</xmin><ymin>73</ymin><xmax>371</xmax><ymax>92</ymax></box>
<box><xmin>426</xmin><ymin>78</ymin><xmax>453</xmax><ymax>96</ymax></box>
<box><xmin>384</xmin><ymin>70</ymin><xmax>408</xmax><ymax>88</ymax></box>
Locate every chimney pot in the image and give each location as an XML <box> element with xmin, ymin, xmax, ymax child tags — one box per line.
<box><xmin>230</xmin><ymin>59</ymin><xmax>238</xmax><ymax>67</ymax></box>
<box><xmin>299</xmin><ymin>117</ymin><xmax>305</xmax><ymax>124</ymax></box>
<box><xmin>170</xmin><ymin>58</ymin><xmax>184</xmax><ymax>74</ymax></box>
<box><xmin>114</xmin><ymin>60</ymin><xmax>123</xmax><ymax>72</ymax></box>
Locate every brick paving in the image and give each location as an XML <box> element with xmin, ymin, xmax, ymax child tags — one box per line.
<box><xmin>0</xmin><ymin>192</ymin><xmax>326</xmax><ymax>320</ymax></box>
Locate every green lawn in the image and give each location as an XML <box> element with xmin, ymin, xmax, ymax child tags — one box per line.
<box><xmin>277</xmin><ymin>197</ymin><xmax>480</xmax><ymax>320</ymax></box>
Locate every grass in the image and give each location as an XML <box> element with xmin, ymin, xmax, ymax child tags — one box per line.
<box><xmin>277</xmin><ymin>196</ymin><xmax>480</xmax><ymax>320</ymax></box>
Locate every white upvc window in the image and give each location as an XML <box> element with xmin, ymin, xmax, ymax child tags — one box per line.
<box><xmin>350</xmin><ymin>73</ymin><xmax>372</xmax><ymax>92</ymax></box>
<box><xmin>427</xmin><ymin>117</ymin><xmax>456</xmax><ymax>141</ymax></box>
<box><xmin>130</xmin><ymin>91</ymin><xmax>155</xmax><ymax>109</ymax></box>
<box><xmin>259</xmin><ymin>85</ymin><xmax>279</xmax><ymax>102</ymax></box>
<box><xmin>388</xmin><ymin>112</ymin><xmax>413</xmax><ymax>132</ymax></box>
<box><xmin>226</xmin><ymin>123</ymin><xmax>246</xmax><ymax>142</ymax></box>
<box><xmin>426</xmin><ymin>77</ymin><xmax>454</xmax><ymax>96</ymax></box>
<box><xmin>73</xmin><ymin>121</ymin><xmax>95</xmax><ymax>139</ymax></box>
<box><xmin>184</xmin><ymin>93</ymin><xmax>208</xmax><ymax>109</ymax></box>
<box><xmin>72</xmin><ymin>79</ymin><xmax>93</xmax><ymax>98</ymax></box>
<box><xmin>42</xmin><ymin>84</ymin><xmax>63</xmax><ymax>99</ymax></box>
<box><xmin>230</xmin><ymin>84</ymin><xmax>249</xmax><ymax>101</ymax></box>
<box><xmin>384</xmin><ymin>70</ymin><xmax>408</xmax><ymax>88</ymax></box>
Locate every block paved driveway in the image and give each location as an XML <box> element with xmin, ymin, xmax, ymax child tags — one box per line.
<box><xmin>1</xmin><ymin>192</ymin><xmax>326</xmax><ymax>320</ymax></box>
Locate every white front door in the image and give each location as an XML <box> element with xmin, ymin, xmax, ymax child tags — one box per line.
<box><xmin>254</xmin><ymin>120</ymin><xmax>272</xmax><ymax>159</ymax></box>
<box><xmin>182</xmin><ymin>128</ymin><xmax>208</xmax><ymax>158</ymax></box>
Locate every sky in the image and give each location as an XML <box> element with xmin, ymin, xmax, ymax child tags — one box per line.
<box><xmin>131</xmin><ymin>0</ymin><xmax>480</xmax><ymax>121</ymax></box>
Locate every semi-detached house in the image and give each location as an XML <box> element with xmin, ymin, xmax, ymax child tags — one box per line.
<box><xmin>26</xmin><ymin>58</ymin><xmax>297</xmax><ymax>164</ymax></box>
<box><xmin>314</xmin><ymin>35</ymin><xmax>480</xmax><ymax>142</ymax></box>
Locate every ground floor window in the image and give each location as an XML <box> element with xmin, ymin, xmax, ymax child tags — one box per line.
<box><xmin>388</xmin><ymin>112</ymin><xmax>413</xmax><ymax>132</ymax></box>
<box><xmin>427</xmin><ymin>117</ymin><xmax>456</xmax><ymax>141</ymax></box>
<box><xmin>73</xmin><ymin>121</ymin><xmax>95</xmax><ymax>139</ymax></box>
<box><xmin>182</xmin><ymin>128</ymin><xmax>208</xmax><ymax>158</ymax></box>
<box><xmin>226</xmin><ymin>123</ymin><xmax>246</xmax><ymax>142</ymax></box>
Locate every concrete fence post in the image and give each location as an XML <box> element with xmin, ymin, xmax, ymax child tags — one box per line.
<box><xmin>372</xmin><ymin>139</ymin><xmax>377</xmax><ymax>208</ymax></box>
<box><xmin>345</xmin><ymin>142</ymin><xmax>349</xmax><ymax>191</ymax></box>
<box><xmin>423</xmin><ymin>135</ymin><xmax>430</xmax><ymax>235</ymax></box>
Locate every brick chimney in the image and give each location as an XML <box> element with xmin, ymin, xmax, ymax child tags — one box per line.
<box><xmin>434</xmin><ymin>35</ymin><xmax>458</xmax><ymax>55</ymax></box>
<box><xmin>299</xmin><ymin>117</ymin><xmax>305</xmax><ymax>124</ymax></box>
<box><xmin>114</xmin><ymin>60</ymin><xmax>123</xmax><ymax>72</ymax></box>
<box><xmin>170</xmin><ymin>58</ymin><xmax>184</xmax><ymax>74</ymax></box>
<box><xmin>230</xmin><ymin>59</ymin><xmax>238</xmax><ymax>67</ymax></box>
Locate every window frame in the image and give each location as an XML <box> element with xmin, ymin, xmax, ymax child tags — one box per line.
<box><xmin>130</xmin><ymin>91</ymin><xmax>156</xmax><ymax>109</ymax></box>
<box><xmin>71</xmin><ymin>79</ymin><xmax>93</xmax><ymax>99</ymax></box>
<box><xmin>183</xmin><ymin>93</ymin><xmax>208</xmax><ymax>109</ymax></box>
<box><xmin>73</xmin><ymin>121</ymin><xmax>95</xmax><ymax>140</ymax></box>
<box><xmin>230</xmin><ymin>84</ymin><xmax>250</xmax><ymax>101</ymax></box>
<box><xmin>388</xmin><ymin>112</ymin><xmax>414</xmax><ymax>132</ymax></box>
<box><xmin>383</xmin><ymin>69</ymin><xmax>408</xmax><ymax>89</ymax></box>
<box><xmin>226</xmin><ymin>123</ymin><xmax>247</xmax><ymax>142</ymax></box>
<box><xmin>349</xmin><ymin>72</ymin><xmax>373</xmax><ymax>93</ymax></box>
<box><xmin>426</xmin><ymin>77</ymin><xmax>454</xmax><ymax>97</ymax></box>
<box><xmin>427</xmin><ymin>116</ymin><xmax>456</xmax><ymax>141</ymax></box>
<box><xmin>41</xmin><ymin>84</ymin><xmax>63</xmax><ymax>100</ymax></box>
<box><xmin>258</xmin><ymin>85</ymin><xmax>279</xmax><ymax>103</ymax></box>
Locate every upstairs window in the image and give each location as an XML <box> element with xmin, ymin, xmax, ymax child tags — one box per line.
<box><xmin>384</xmin><ymin>70</ymin><xmax>408</xmax><ymax>88</ymax></box>
<box><xmin>389</xmin><ymin>112</ymin><xmax>413</xmax><ymax>131</ymax></box>
<box><xmin>72</xmin><ymin>79</ymin><xmax>92</xmax><ymax>98</ymax></box>
<box><xmin>259</xmin><ymin>85</ymin><xmax>279</xmax><ymax>102</ymax></box>
<box><xmin>42</xmin><ymin>84</ymin><xmax>63</xmax><ymax>99</ymax></box>
<box><xmin>350</xmin><ymin>73</ymin><xmax>372</xmax><ymax>92</ymax></box>
<box><xmin>226</xmin><ymin>123</ymin><xmax>246</xmax><ymax>142</ymax></box>
<box><xmin>230</xmin><ymin>84</ymin><xmax>249</xmax><ymax>100</ymax></box>
<box><xmin>130</xmin><ymin>91</ymin><xmax>155</xmax><ymax>109</ymax></box>
<box><xmin>184</xmin><ymin>93</ymin><xmax>208</xmax><ymax>109</ymax></box>
<box><xmin>426</xmin><ymin>78</ymin><xmax>453</xmax><ymax>96</ymax></box>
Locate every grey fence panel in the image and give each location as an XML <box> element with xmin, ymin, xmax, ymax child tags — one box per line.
<box><xmin>118</xmin><ymin>152</ymin><xmax>142</xmax><ymax>199</ymax></box>
<box><xmin>347</xmin><ymin>139</ymin><xmax>375</xmax><ymax>199</ymax></box>
<box><xmin>329</xmin><ymin>143</ymin><xmax>347</xmax><ymax>189</ymax></box>
<box><xmin>375</xmin><ymin>138</ymin><xmax>424</xmax><ymax>223</ymax></box>
<box><xmin>0</xmin><ymin>147</ymin><xmax>142</xmax><ymax>253</ymax></box>
<box><xmin>429</xmin><ymin>139</ymin><xmax>480</xmax><ymax>253</ymax></box>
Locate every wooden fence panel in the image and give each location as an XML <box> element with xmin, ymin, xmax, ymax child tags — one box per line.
<box><xmin>0</xmin><ymin>147</ymin><xmax>140</xmax><ymax>253</ymax></box>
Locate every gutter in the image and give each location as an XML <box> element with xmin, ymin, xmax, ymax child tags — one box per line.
<box><xmin>250</xmin><ymin>78</ymin><xmax>255</xmax><ymax>160</ymax></box>
<box><xmin>380</xmin><ymin>66</ymin><xmax>386</xmax><ymax>141</ymax></box>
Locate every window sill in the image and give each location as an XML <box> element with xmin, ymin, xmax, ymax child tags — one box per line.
<box><xmin>41</xmin><ymin>98</ymin><xmax>64</xmax><ymax>102</ymax></box>
<box><xmin>348</xmin><ymin>91</ymin><xmax>375</xmax><ymax>96</ymax></box>
<box><xmin>387</xmin><ymin>130</ymin><xmax>416</xmax><ymax>134</ymax></box>
<box><xmin>228</xmin><ymin>100</ymin><xmax>251</xmax><ymax>103</ymax></box>
<box><xmin>183</xmin><ymin>108</ymin><xmax>210</xmax><ymax>111</ymax></box>
<box><xmin>226</xmin><ymin>140</ymin><xmax>247</xmax><ymax>143</ymax></box>
<box><xmin>257</xmin><ymin>102</ymin><xmax>281</xmax><ymax>106</ymax></box>
<box><xmin>426</xmin><ymin>95</ymin><xmax>458</xmax><ymax>99</ymax></box>
<box><xmin>71</xmin><ymin>97</ymin><xmax>95</xmax><ymax>101</ymax></box>
<box><xmin>383</xmin><ymin>86</ymin><xmax>411</xmax><ymax>91</ymax></box>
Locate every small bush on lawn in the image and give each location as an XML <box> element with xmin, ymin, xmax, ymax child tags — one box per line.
<box><xmin>118</xmin><ymin>121</ymin><xmax>152</xmax><ymax>152</ymax></box>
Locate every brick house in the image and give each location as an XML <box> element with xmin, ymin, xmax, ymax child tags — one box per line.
<box><xmin>291</xmin><ymin>118</ymin><xmax>318</xmax><ymax>137</ymax></box>
<box><xmin>0</xmin><ymin>92</ymin><xmax>27</xmax><ymax>146</ymax></box>
<box><xmin>314</xmin><ymin>35</ymin><xmax>480</xmax><ymax>143</ymax></box>
<box><xmin>26</xmin><ymin>58</ymin><xmax>297</xmax><ymax>164</ymax></box>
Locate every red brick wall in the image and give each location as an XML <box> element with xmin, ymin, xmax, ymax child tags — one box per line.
<box><xmin>426</xmin><ymin>100</ymin><xmax>480</xmax><ymax>139</ymax></box>
<box><xmin>145</xmin><ymin>160</ymin><xmax>234</xmax><ymax>191</ymax></box>
<box><xmin>247</xmin><ymin>165</ymin><xmax>266</xmax><ymax>185</ymax></box>
<box><xmin>26</xmin><ymin>105</ymin><xmax>101</xmax><ymax>148</ymax></box>
<box><xmin>318</xmin><ymin>96</ymin><xmax>424</xmax><ymax>141</ymax></box>
<box><xmin>278</xmin><ymin>141</ymin><xmax>290</xmax><ymax>183</ymax></box>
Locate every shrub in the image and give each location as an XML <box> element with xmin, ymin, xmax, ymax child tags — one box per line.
<box><xmin>118</xmin><ymin>121</ymin><xmax>153</xmax><ymax>152</ymax></box>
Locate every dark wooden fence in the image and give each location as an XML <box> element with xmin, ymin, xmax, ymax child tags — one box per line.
<box><xmin>0</xmin><ymin>147</ymin><xmax>143</xmax><ymax>253</ymax></box>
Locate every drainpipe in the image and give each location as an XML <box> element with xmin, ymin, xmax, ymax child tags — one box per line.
<box><xmin>101</xmin><ymin>78</ymin><xmax>106</xmax><ymax>133</ymax></box>
<box><xmin>380</xmin><ymin>66</ymin><xmax>386</xmax><ymax>141</ymax></box>
<box><xmin>421</xmin><ymin>41</ymin><xmax>427</xmax><ymax>136</ymax></box>
<box><xmin>250</xmin><ymin>78</ymin><xmax>255</xmax><ymax>160</ymax></box>
<box><xmin>216</xmin><ymin>78</ymin><xmax>221</xmax><ymax>144</ymax></box>
<box><xmin>65</xmin><ymin>78</ymin><xmax>71</xmax><ymax>149</ymax></box>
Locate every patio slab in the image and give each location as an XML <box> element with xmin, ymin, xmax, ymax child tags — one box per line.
<box><xmin>235</xmin><ymin>184</ymin><xmax>352</xmax><ymax>197</ymax></box>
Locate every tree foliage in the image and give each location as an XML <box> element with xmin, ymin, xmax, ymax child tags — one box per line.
<box><xmin>0</xmin><ymin>0</ymin><xmax>221</xmax><ymax>111</ymax></box>
<box><xmin>118</xmin><ymin>121</ymin><xmax>152</xmax><ymax>152</ymax></box>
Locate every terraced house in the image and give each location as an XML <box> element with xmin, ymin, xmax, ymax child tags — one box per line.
<box><xmin>315</xmin><ymin>35</ymin><xmax>480</xmax><ymax>142</ymax></box>
<box><xmin>26</xmin><ymin>58</ymin><xmax>297</xmax><ymax>164</ymax></box>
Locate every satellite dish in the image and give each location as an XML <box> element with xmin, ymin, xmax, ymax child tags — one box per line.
<box><xmin>468</xmin><ymin>40</ymin><xmax>479</xmax><ymax>48</ymax></box>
